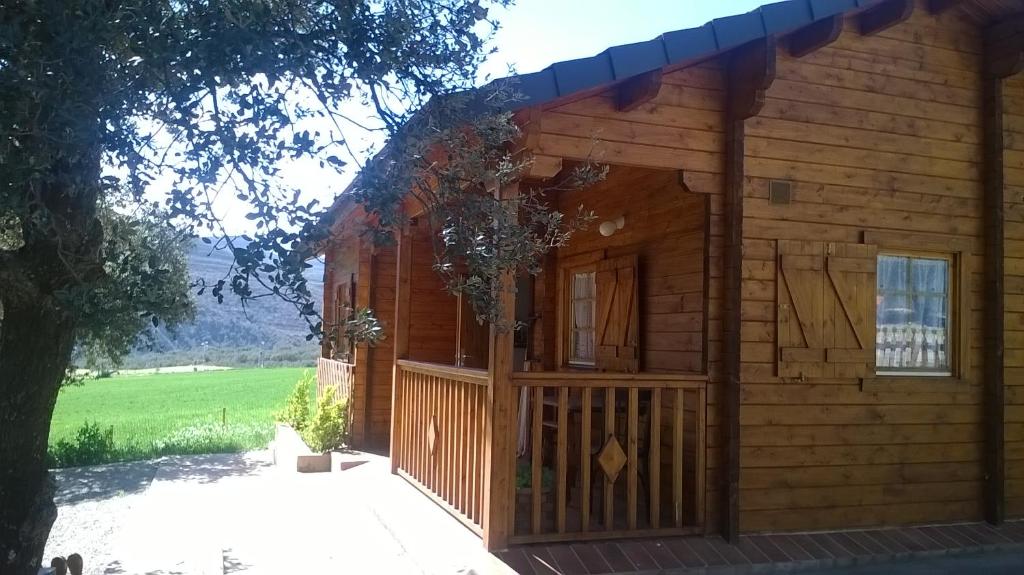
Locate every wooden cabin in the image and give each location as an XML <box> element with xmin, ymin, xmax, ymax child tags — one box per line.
<box><xmin>315</xmin><ymin>0</ymin><xmax>1024</xmax><ymax>552</ymax></box>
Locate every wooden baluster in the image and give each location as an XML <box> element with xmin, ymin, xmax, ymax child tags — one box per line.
<box><xmin>430</xmin><ymin>376</ymin><xmax>438</xmax><ymax>492</ymax></box>
<box><xmin>695</xmin><ymin>387</ymin><xmax>706</xmax><ymax>528</ymax></box>
<box><xmin>404</xmin><ymin>371</ymin><xmax>412</xmax><ymax>475</ymax></box>
<box><xmin>581</xmin><ymin>388</ymin><xmax>592</xmax><ymax>533</ymax></box>
<box><xmin>673</xmin><ymin>388</ymin><xmax>684</xmax><ymax>528</ymax></box>
<box><xmin>415</xmin><ymin>373</ymin><xmax>422</xmax><ymax>480</ymax></box>
<box><xmin>627</xmin><ymin>387</ymin><xmax>639</xmax><ymax>530</ymax></box>
<box><xmin>468</xmin><ymin>384</ymin><xmax>477</xmax><ymax>523</ymax></box>
<box><xmin>476</xmin><ymin>383</ymin><xmax>485</xmax><ymax>524</ymax></box>
<box><xmin>445</xmin><ymin>378</ymin><xmax>453</xmax><ymax>504</ymax></box>
<box><xmin>604</xmin><ymin>387</ymin><xmax>615</xmax><ymax>531</ymax></box>
<box><xmin>508</xmin><ymin>383</ymin><xmax>520</xmax><ymax>537</ymax></box>
<box><xmin>458</xmin><ymin>382</ymin><xmax>467</xmax><ymax>515</ymax></box>
<box><xmin>556</xmin><ymin>386</ymin><xmax>569</xmax><ymax>533</ymax></box>
<box><xmin>531</xmin><ymin>386</ymin><xmax>543</xmax><ymax>535</ymax></box>
<box><xmin>649</xmin><ymin>388</ymin><xmax>661</xmax><ymax>529</ymax></box>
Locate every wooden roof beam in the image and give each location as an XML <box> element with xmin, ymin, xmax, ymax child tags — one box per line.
<box><xmin>728</xmin><ymin>37</ymin><xmax>777</xmax><ymax>120</ymax></box>
<box><xmin>616</xmin><ymin>69</ymin><xmax>663</xmax><ymax>112</ymax></box>
<box><xmin>927</xmin><ymin>0</ymin><xmax>961</xmax><ymax>15</ymax></box>
<box><xmin>986</xmin><ymin>14</ymin><xmax>1024</xmax><ymax>78</ymax></box>
<box><xmin>525</xmin><ymin>153</ymin><xmax>563</xmax><ymax>180</ymax></box>
<box><xmin>787</xmin><ymin>14</ymin><xmax>843</xmax><ymax>58</ymax></box>
<box><xmin>859</xmin><ymin>0</ymin><xmax>914</xmax><ymax>36</ymax></box>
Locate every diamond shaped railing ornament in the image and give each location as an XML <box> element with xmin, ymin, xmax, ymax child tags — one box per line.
<box><xmin>427</xmin><ymin>416</ymin><xmax>439</xmax><ymax>457</ymax></box>
<box><xmin>597</xmin><ymin>434</ymin><xmax>627</xmax><ymax>482</ymax></box>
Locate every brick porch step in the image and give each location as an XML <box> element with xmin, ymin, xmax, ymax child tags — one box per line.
<box><xmin>496</xmin><ymin>521</ymin><xmax>1024</xmax><ymax>574</ymax></box>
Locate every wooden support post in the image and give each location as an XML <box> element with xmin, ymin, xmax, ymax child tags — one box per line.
<box><xmin>979</xmin><ymin>22</ymin><xmax>1024</xmax><ymax>526</ymax></box>
<box><xmin>389</xmin><ymin>224</ymin><xmax>413</xmax><ymax>474</ymax></box>
<box><xmin>722</xmin><ymin>37</ymin><xmax>776</xmax><ymax>543</ymax></box>
<box><xmin>482</xmin><ymin>181</ymin><xmax>519</xmax><ymax>551</ymax></box>
<box><xmin>358</xmin><ymin>239</ymin><xmax>378</xmax><ymax>446</ymax></box>
<box><xmin>859</xmin><ymin>0</ymin><xmax>914</xmax><ymax>37</ymax></box>
<box><xmin>616</xmin><ymin>69</ymin><xmax>663</xmax><ymax>112</ymax></box>
<box><xmin>787</xmin><ymin>15</ymin><xmax>843</xmax><ymax>58</ymax></box>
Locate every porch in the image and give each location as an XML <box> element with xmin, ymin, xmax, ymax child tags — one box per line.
<box><xmin>381</xmin><ymin>164</ymin><xmax>715</xmax><ymax>550</ymax></box>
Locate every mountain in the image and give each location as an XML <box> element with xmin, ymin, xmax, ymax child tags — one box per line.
<box><xmin>118</xmin><ymin>241</ymin><xmax>324</xmax><ymax>369</ymax></box>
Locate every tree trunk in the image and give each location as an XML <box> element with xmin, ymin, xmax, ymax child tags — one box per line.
<box><xmin>0</xmin><ymin>299</ymin><xmax>76</xmax><ymax>575</ymax></box>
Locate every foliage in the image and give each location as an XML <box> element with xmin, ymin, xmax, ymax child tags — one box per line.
<box><xmin>515</xmin><ymin>460</ymin><xmax>553</xmax><ymax>491</ymax></box>
<box><xmin>301</xmin><ymin>389</ymin><xmax>348</xmax><ymax>453</ymax></box>
<box><xmin>0</xmin><ymin>0</ymin><xmax>512</xmax><ymax>338</ymax></box>
<box><xmin>74</xmin><ymin>205</ymin><xmax>195</xmax><ymax>366</ymax></box>
<box><xmin>49</xmin><ymin>368</ymin><xmax>306</xmax><ymax>467</ymax></box>
<box><xmin>351</xmin><ymin>87</ymin><xmax>606</xmax><ymax>328</ymax></box>
<box><xmin>1</xmin><ymin>1</ymin><xmax>510</xmax><ymax>568</ymax></box>
<box><xmin>150</xmin><ymin>422</ymin><xmax>271</xmax><ymax>457</ymax></box>
<box><xmin>276</xmin><ymin>371</ymin><xmax>315</xmax><ymax>432</ymax></box>
<box><xmin>48</xmin><ymin>422</ymin><xmax>117</xmax><ymax>468</ymax></box>
<box><xmin>327</xmin><ymin>306</ymin><xmax>386</xmax><ymax>362</ymax></box>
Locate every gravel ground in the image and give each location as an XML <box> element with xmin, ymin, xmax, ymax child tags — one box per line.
<box><xmin>42</xmin><ymin>451</ymin><xmax>509</xmax><ymax>575</ymax></box>
<box><xmin>45</xmin><ymin>460</ymin><xmax>158</xmax><ymax>575</ymax></box>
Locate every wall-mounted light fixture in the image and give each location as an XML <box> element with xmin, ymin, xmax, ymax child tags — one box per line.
<box><xmin>598</xmin><ymin>215</ymin><xmax>626</xmax><ymax>237</ymax></box>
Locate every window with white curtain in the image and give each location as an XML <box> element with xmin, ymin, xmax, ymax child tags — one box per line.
<box><xmin>569</xmin><ymin>271</ymin><xmax>596</xmax><ymax>366</ymax></box>
<box><xmin>876</xmin><ymin>253</ymin><xmax>953</xmax><ymax>375</ymax></box>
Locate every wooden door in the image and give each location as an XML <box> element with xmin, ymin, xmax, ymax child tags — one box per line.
<box><xmin>456</xmin><ymin>292</ymin><xmax>490</xmax><ymax>368</ymax></box>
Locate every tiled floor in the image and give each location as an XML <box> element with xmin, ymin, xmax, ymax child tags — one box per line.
<box><xmin>496</xmin><ymin>521</ymin><xmax>1024</xmax><ymax>574</ymax></box>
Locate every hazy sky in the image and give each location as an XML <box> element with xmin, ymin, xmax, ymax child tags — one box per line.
<box><xmin>221</xmin><ymin>1</ymin><xmax>768</xmax><ymax>232</ymax></box>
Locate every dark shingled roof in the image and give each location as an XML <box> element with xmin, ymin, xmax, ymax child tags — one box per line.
<box><xmin>500</xmin><ymin>0</ymin><xmax>883</xmax><ymax>108</ymax></box>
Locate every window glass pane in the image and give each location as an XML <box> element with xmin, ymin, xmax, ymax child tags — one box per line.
<box><xmin>876</xmin><ymin>254</ymin><xmax>951</xmax><ymax>374</ymax></box>
<box><xmin>570</xmin><ymin>272</ymin><xmax>596</xmax><ymax>364</ymax></box>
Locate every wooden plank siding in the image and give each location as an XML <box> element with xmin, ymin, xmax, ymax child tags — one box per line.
<box><xmin>1003</xmin><ymin>71</ymin><xmax>1024</xmax><ymax>519</ymax></box>
<box><xmin>534</xmin><ymin>60</ymin><xmax>726</xmax><ymax>532</ymax></box>
<box><xmin>739</xmin><ymin>6</ymin><xmax>990</xmax><ymax>532</ymax></box>
<box><xmin>407</xmin><ymin>218</ymin><xmax>459</xmax><ymax>365</ymax></box>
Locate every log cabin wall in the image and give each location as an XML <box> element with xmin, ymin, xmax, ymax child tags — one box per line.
<box><xmin>549</xmin><ymin>166</ymin><xmax>707</xmax><ymax>373</ymax></box>
<box><xmin>532</xmin><ymin>59</ymin><xmax>726</xmax><ymax>531</ymax></box>
<box><xmin>738</xmin><ymin>5</ymin><xmax>991</xmax><ymax>532</ymax></box>
<box><xmin>1004</xmin><ymin>72</ymin><xmax>1024</xmax><ymax>518</ymax></box>
<box><xmin>407</xmin><ymin>217</ymin><xmax>459</xmax><ymax>364</ymax></box>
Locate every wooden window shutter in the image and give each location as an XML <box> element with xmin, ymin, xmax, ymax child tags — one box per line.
<box><xmin>595</xmin><ymin>254</ymin><xmax>640</xmax><ymax>373</ymax></box>
<box><xmin>777</xmin><ymin>241</ymin><xmax>877</xmax><ymax>379</ymax></box>
<box><xmin>777</xmin><ymin>241</ymin><xmax>826</xmax><ymax>378</ymax></box>
<box><xmin>825</xmin><ymin>242</ymin><xmax>877</xmax><ymax>379</ymax></box>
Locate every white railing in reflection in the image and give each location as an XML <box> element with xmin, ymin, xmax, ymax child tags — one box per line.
<box><xmin>876</xmin><ymin>324</ymin><xmax>948</xmax><ymax>371</ymax></box>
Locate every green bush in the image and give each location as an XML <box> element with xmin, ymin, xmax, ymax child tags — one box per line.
<box><xmin>302</xmin><ymin>389</ymin><xmax>348</xmax><ymax>453</ymax></box>
<box><xmin>276</xmin><ymin>370</ymin><xmax>314</xmax><ymax>431</ymax></box>
<box><xmin>151</xmin><ymin>422</ymin><xmax>270</xmax><ymax>456</ymax></box>
<box><xmin>49</xmin><ymin>421</ymin><xmax>118</xmax><ymax>467</ymax></box>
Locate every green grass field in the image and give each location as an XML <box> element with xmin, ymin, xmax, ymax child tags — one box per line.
<box><xmin>49</xmin><ymin>367</ymin><xmax>313</xmax><ymax>467</ymax></box>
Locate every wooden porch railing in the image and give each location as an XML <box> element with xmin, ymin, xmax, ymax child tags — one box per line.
<box><xmin>316</xmin><ymin>357</ymin><xmax>355</xmax><ymax>404</ymax></box>
<box><xmin>392</xmin><ymin>359</ymin><xmax>490</xmax><ymax>535</ymax></box>
<box><xmin>509</xmin><ymin>372</ymin><xmax>707</xmax><ymax>544</ymax></box>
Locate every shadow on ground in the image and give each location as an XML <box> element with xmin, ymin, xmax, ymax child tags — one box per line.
<box><xmin>154</xmin><ymin>452</ymin><xmax>272</xmax><ymax>485</ymax></box>
<box><xmin>53</xmin><ymin>461</ymin><xmax>158</xmax><ymax>505</ymax></box>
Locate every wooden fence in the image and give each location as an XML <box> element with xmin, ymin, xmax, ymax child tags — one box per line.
<box><xmin>392</xmin><ymin>359</ymin><xmax>490</xmax><ymax>535</ymax></box>
<box><xmin>316</xmin><ymin>356</ymin><xmax>355</xmax><ymax>404</ymax></box>
<box><xmin>509</xmin><ymin>372</ymin><xmax>707</xmax><ymax>544</ymax></box>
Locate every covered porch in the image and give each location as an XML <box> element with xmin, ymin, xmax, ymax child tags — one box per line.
<box><xmin>386</xmin><ymin>164</ymin><xmax>714</xmax><ymax>549</ymax></box>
